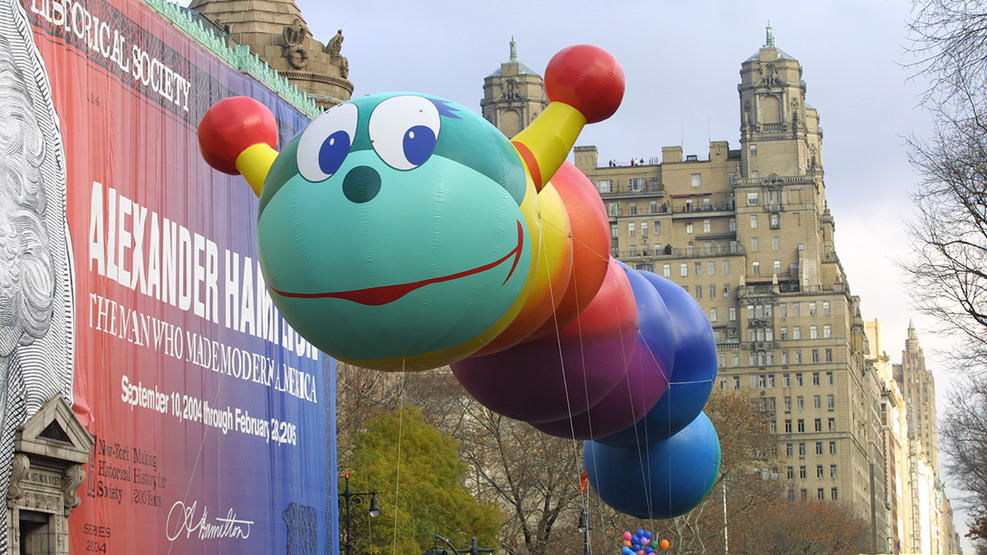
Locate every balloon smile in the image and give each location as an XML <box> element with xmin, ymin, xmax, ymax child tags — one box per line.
<box><xmin>272</xmin><ymin>221</ymin><xmax>525</xmax><ymax>306</ymax></box>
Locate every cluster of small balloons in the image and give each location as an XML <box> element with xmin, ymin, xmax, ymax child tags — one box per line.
<box><xmin>620</xmin><ymin>530</ymin><xmax>670</xmax><ymax>554</ymax></box>
<box><xmin>199</xmin><ymin>44</ymin><xmax>720</xmax><ymax>520</ymax></box>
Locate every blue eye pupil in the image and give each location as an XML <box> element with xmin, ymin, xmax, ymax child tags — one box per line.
<box><xmin>318</xmin><ymin>130</ymin><xmax>351</xmax><ymax>176</ymax></box>
<box><xmin>403</xmin><ymin>125</ymin><xmax>436</xmax><ymax>166</ymax></box>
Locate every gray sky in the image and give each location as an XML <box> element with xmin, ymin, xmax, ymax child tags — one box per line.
<box><xmin>297</xmin><ymin>0</ymin><xmax>973</xmax><ymax>549</ymax></box>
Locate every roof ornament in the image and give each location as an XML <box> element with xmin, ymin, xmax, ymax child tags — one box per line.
<box><xmin>765</xmin><ymin>22</ymin><xmax>775</xmax><ymax>47</ymax></box>
<box><xmin>510</xmin><ymin>37</ymin><xmax>518</xmax><ymax>62</ymax></box>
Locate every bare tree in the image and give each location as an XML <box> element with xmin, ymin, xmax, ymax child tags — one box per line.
<box><xmin>905</xmin><ymin>4</ymin><xmax>987</xmax><ymax>549</ymax></box>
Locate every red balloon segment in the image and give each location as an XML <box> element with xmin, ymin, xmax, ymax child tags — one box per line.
<box><xmin>532</xmin><ymin>161</ymin><xmax>611</xmax><ymax>337</ymax></box>
<box><xmin>198</xmin><ymin>96</ymin><xmax>278</xmax><ymax>175</ymax></box>
<box><xmin>544</xmin><ymin>44</ymin><xmax>625</xmax><ymax>124</ymax></box>
<box><xmin>451</xmin><ymin>257</ymin><xmax>638</xmax><ymax>423</ymax></box>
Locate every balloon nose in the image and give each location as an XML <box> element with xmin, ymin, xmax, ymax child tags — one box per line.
<box><xmin>342</xmin><ymin>165</ymin><xmax>381</xmax><ymax>203</ymax></box>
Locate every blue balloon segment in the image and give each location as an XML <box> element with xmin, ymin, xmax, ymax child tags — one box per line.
<box><xmin>584</xmin><ymin>412</ymin><xmax>721</xmax><ymax>519</ymax></box>
<box><xmin>598</xmin><ymin>271</ymin><xmax>717</xmax><ymax>445</ymax></box>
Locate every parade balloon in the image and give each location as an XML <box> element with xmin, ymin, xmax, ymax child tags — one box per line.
<box><xmin>530</xmin><ymin>266</ymin><xmax>672</xmax><ymax>439</ymax></box>
<box><xmin>452</xmin><ymin>257</ymin><xmax>637</xmax><ymax>422</ymax></box>
<box><xmin>585</xmin><ymin>411</ymin><xmax>720</xmax><ymax>519</ymax></box>
<box><xmin>198</xmin><ymin>45</ymin><xmax>625</xmax><ymax>371</ymax></box>
<box><xmin>598</xmin><ymin>271</ymin><xmax>717</xmax><ymax>445</ymax></box>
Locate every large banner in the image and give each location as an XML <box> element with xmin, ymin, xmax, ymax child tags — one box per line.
<box><xmin>1</xmin><ymin>0</ymin><xmax>336</xmax><ymax>551</ymax></box>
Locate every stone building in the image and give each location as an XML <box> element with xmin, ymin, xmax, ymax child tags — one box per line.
<box><xmin>481</xmin><ymin>39</ymin><xmax>546</xmax><ymax>138</ymax></box>
<box><xmin>893</xmin><ymin>321</ymin><xmax>940</xmax><ymax>475</ymax></box>
<box><xmin>188</xmin><ymin>0</ymin><xmax>353</xmax><ymax>108</ymax></box>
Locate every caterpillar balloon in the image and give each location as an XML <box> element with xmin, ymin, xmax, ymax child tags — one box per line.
<box><xmin>198</xmin><ymin>45</ymin><xmax>721</xmax><ymax>520</ymax></box>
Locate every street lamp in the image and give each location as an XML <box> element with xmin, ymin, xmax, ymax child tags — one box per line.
<box><xmin>577</xmin><ymin>509</ymin><xmax>591</xmax><ymax>555</ymax></box>
<box><xmin>338</xmin><ymin>469</ymin><xmax>380</xmax><ymax>555</ymax></box>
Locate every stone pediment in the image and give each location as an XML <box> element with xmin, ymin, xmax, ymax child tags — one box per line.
<box><xmin>15</xmin><ymin>396</ymin><xmax>92</xmax><ymax>465</ymax></box>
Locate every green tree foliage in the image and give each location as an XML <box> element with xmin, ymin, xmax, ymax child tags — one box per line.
<box><xmin>343</xmin><ymin>405</ymin><xmax>503</xmax><ymax>554</ymax></box>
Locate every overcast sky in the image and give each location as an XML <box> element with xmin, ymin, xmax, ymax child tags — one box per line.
<box><xmin>294</xmin><ymin>0</ymin><xmax>972</xmax><ymax>548</ymax></box>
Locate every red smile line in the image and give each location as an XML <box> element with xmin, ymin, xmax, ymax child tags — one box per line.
<box><xmin>272</xmin><ymin>221</ymin><xmax>525</xmax><ymax>306</ymax></box>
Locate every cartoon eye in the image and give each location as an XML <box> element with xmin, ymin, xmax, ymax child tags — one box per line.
<box><xmin>368</xmin><ymin>96</ymin><xmax>440</xmax><ymax>170</ymax></box>
<box><xmin>297</xmin><ymin>102</ymin><xmax>358</xmax><ymax>182</ymax></box>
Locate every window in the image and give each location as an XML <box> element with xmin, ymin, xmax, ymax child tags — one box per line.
<box><xmin>695</xmin><ymin>285</ymin><xmax>703</xmax><ymax>299</ymax></box>
<box><xmin>828</xmin><ymin>417</ymin><xmax>835</xmax><ymax>431</ymax></box>
<box><xmin>830</xmin><ymin>464</ymin><xmax>837</xmax><ymax>478</ymax></box>
<box><xmin>729</xmin><ymin>218</ymin><xmax>737</xmax><ymax>232</ymax></box>
<box><xmin>809</xmin><ymin>325</ymin><xmax>818</xmax><ymax>339</ymax></box>
<box><xmin>770</xmin><ymin>213</ymin><xmax>780</xmax><ymax>229</ymax></box>
<box><xmin>794</xmin><ymin>350</ymin><xmax>802</xmax><ymax>363</ymax></box>
<box><xmin>796</xmin><ymin>396</ymin><xmax>804</xmax><ymax>409</ymax></box>
<box><xmin>816</xmin><ymin>465</ymin><xmax>824</xmax><ymax>479</ymax></box>
<box><xmin>797</xmin><ymin>419</ymin><xmax>805</xmax><ymax>433</ymax></box>
<box><xmin>813</xmin><ymin>395</ymin><xmax>821</xmax><ymax>409</ymax></box>
<box><xmin>800</xmin><ymin>489</ymin><xmax>808</xmax><ymax>500</ymax></box>
<box><xmin>785</xmin><ymin>419</ymin><xmax>792</xmax><ymax>433</ymax></box>
<box><xmin>786</xmin><ymin>466</ymin><xmax>794</xmax><ymax>479</ymax></box>
<box><xmin>654</xmin><ymin>221</ymin><xmax>662</xmax><ymax>235</ymax></box>
<box><xmin>829</xmin><ymin>441</ymin><xmax>837</xmax><ymax>455</ymax></box>
<box><xmin>663</xmin><ymin>264</ymin><xmax>671</xmax><ymax>277</ymax></box>
<box><xmin>815</xmin><ymin>441</ymin><xmax>823</xmax><ymax>455</ymax></box>
<box><xmin>779</xmin><ymin>304</ymin><xmax>787</xmax><ymax>317</ymax></box>
<box><xmin>793</xmin><ymin>326</ymin><xmax>801</xmax><ymax>340</ymax></box>
<box><xmin>796</xmin><ymin>373</ymin><xmax>804</xmax><ymax>387</ymax></box>
<box><xmin>780</xmin><ymin>327</ymin><xmax>789</xmax><ymax>340</ymax></box>
<box><xmin>704</xmin><ymin>242</ymin><xmax>713</xmax><ymax>255</ymax></box>
<box><xmin>809</xmin><ymin>302</ymin><xmax>817</xmax><ymax>316</ymax></box>
<box><xmin>629</xmin><ymin>177</ymin><xmax>645</xmax><ymax>192</ymax></box>
<box><xmin>728</xmin><ymin>172</ymin><xmax>736</xmax><ymax>185</ymax></box>
<box><xmin>692</xmin><ymin>263</ymin><xmax>701</xmax><ymax>277</ymax></box>
<box><xmin>792</xmin><ymin>302</ymin><xmax>801</xmax><ymax>316</ymax></box>
<box><xmin>773</xmin><ymin>260</ymin><xmax>781</xmax><ymax>274</ymax></box>
<box><xmin>831</xmin><ymin>488</ymin><xmax>838</xmax><ymax>501</ymax></box>
<box><xmin>823</xmin><ymin>301</ymin><xmax>831</xmax><ymax>315</ymax></box>
<box><xmin>812</xmin><ymin>372</ymin><xmax>820</xmax><ymax>385</ymax></box>
<box><xmin>827</xmin><ymin>394</ymin><xmax>835</xmax><ymax>411</ymax></box>
<box><xmin>799</xmin><ymin>466</ymin><xmax>807</xmax><ymax>479</ymax></box>
<box><xmin>750</xmin><ymin>214</ymin><xmax>759</xmax><ymax>229</ymax></box>
<box><xmin>752</xmin><ymin>261</ymin><xmax>761</xmax><ymax>275</ymax></box>
<box><xmin>825</xmin><ymin>349</ymin><xmax>833</xmax><ymax>362</ymax></box>
<box><xmin>752</xmin><ymin>237</ymin><xmax>760</xmax><ymax>252</ymax></box>
<box><xmin>814</xmin><ymin>418</ymin><xmax>822</xmax><ymax>432</ymax></box>
<box><xmin>733</xmin><ymin>376</ymin><xmax>741</xmax><ymax>389</ymax></box>
<box><xmin>823</xmin><ymin>325</ymin><xmax>832</xmax><ymax>338</ymax></box>
<box><xmin>629</xmin><ymin>246</ymin><xmax>639</xmax><ymax>256</ymax></box>
<box><xmin>703</xmin><ymin>219</ymin><xmax>711</xmax><ymax>233</ymax></box>
<box><xmin>723</xmin><ymin>261</ymin><xmax>731</xmax><ymax>275</ymax></box>
<box><xmin>782</xmin><ymin>350</ymin><xmax>789</xmax><ymax>364</ymax></box>
<box><xmin>641</xmin><ymin>222</ymin><xmax>649</xmax><ymax>237</ymax></box>
<box><xmin>650</xmin><ymin>200</ymin><xmax>658</xmax><ymax>214</ymax></box>
<box><xmin>798</xmin><ymin>442</ymin><xmax>806</xmax><ymax>456</ymax></box>
<box><xmin>690</xmin><ymin>173</ymin><xmax>702</xmax><ymax>187</ymax></box>
<box><xmin>709</xmin><ymin>308</ymin><xmax>718</xmax><ymax>322</ymax></box>
<box><xmin>747</xmin><ymin>191</ymin><xmax>760</xmax><ymax>205</ymax></box>
<box><xmin>769</xmin><ymin>374</ymin><xmax>776</xmax><ymax>387</ymax></box>
<box><xmin>758</xmin><ymin>375</ymin><xmax>767</xmax><ymax>388</ymax></box>
<box><xmin>709</xmin><ymin>284</ymin><xmax>717</xmax><ymax>298</ymax></box>
<box><xmin>817</xmin><ymin>488</ymin><xmax>825</xmax><ymax>500</ymax></box>
<box><xmin>596</xmin><ymin>179</ymin><xmax>613</xmax><ymax>193</ymax></box>
<box><xmin>629</xmin><ymin>203</ymin><xmax>638</xmax><ymax>215</ymax></box>
<box><xmin>784</xmin><ymin>396</ymin><xmax>792</xmax><ymax>411</ymax></box>
<box><xmin>628</xmin><ymin>223</ymin><xmax>636</xmax><ymax>237</ymax></box>
<box><xmin>750</xmin><ymin>144</ymin><xmax>758</xmax><ymax>156</ymax></box>
<box><xmin>680</xmin><ymin>264</ymin><xmax>688</xmax><ymax>277</ymax></box>
<box><xmin>724</xmin><ymin>284</ymin><xmax>731</xmax><ymax>297</ymax></box>
<box><xmin>786</xmin><ymin>443</ymin><xmax>793</xmax><ymax>456</ymax></box>
<box><xmin>686</xmin><ymin>222</ymin><xmax>694</xmax><ymax>234</ymax></box>
<box><xmin>783</xmin><ymin>374</ymin><xmax>791</xmax><ymax>387</ymax></box>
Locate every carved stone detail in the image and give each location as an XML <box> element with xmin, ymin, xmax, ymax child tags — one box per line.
<box><xmin>62</xmin><ymin>465</ymin><xmax>85</xmax><ymax>515</ymax></box>
<box><xmin>6</xmin><ymin>454</ymin><xmax>29</xmax><ymax>508</ymax></box>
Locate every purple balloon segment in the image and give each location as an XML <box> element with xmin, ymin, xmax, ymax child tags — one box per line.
<box><xmin>529</xmin><ymin>266</ymin><xmax>674</xmax><ymax>439</ymax></box>
<box><xmin>451</xmin><ymin>258</ymin><xmax>638</xmax><ymax>423</ymax></box>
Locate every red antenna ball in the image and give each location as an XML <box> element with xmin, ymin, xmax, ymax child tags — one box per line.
<box><xmin>198</xmin><ymin>96</ymin><xmax>279</xmax><ymax>175</ymax></box>
<box><xmin>544</xmin><ymin>44</ymin><xmax>625</xmax><ymax>124</ymax></box>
